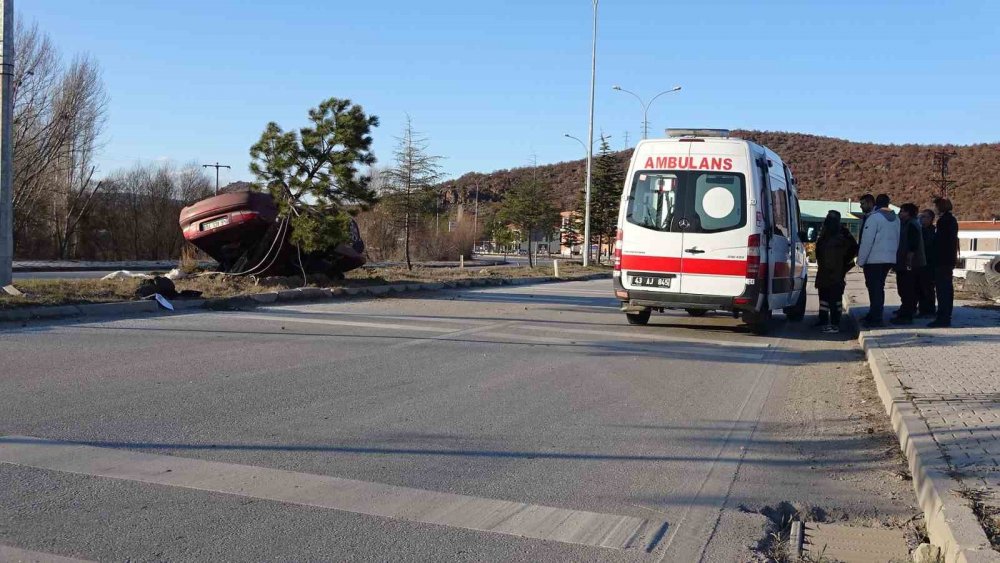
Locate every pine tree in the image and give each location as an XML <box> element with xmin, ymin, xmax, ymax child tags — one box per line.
<box><xmin>249</xmin><ymin>98</ymin><xmax>379</xmax><ymax>253</ymax></box>
<box><xmin>382</xmin><ymin>116</ymin><xmax>444</xmax><ymax>270</ymax></box>
<box><xmin>574</xmin><ymin>135</ymin><xmax>622</xmax><ymax>263</ymax></box>
<box><xmin>498</xmin><ymin>179</ymin><xmax>559</xmax><ymax>268</ymax></box>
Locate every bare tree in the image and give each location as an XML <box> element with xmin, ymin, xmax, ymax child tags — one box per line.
<box><xmin>10</xmin><ymin>17</ymin><xmax>108</xmax><ymax>258</ymax></box>
<box><xmin>383</xmin><ymin>116</ymin><xmax>444</xmax><ymax>270</ymax></box>
<box><xmin>50</xmin><ymin>56</ymin><xmax>109</xmax><ymax>258</ymax></box>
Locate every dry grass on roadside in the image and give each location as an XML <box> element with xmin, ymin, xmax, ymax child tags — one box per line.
<box><xmin>0</xmin><ymin>263</ymin><xmax>611</xmax><ymax>310</ymax></box>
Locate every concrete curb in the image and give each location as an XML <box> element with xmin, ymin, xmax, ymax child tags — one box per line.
<box><xmin>846</xmin><ymin>305</ymin><xmax>999</xmax><ymax>563</ymax></box>
<box><xmin>0</xmin><ymin>273</ymin><xmax>611</xmax><ymax>325</ymax></box>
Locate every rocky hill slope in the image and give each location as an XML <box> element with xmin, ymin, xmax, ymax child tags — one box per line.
<box><xmin>440</xmin><ymin>131</ymin><xmax>1000</xmax><ymax>220</ymax></box>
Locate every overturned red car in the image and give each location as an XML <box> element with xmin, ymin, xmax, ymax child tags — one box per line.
<box><xmin>179</xmin><ymin>190</ymin><xmax>366</xmax><ymax>277</ymax></box>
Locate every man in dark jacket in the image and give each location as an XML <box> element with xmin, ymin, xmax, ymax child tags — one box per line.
<box><xmin>814</xmin><ymin>211</ymin><xmax>858</xmax><ymax>333</ymax></box>
<box><xmin>892</xmin><ymin>203</ymin><xmax>926</xmax><ymax>324</ymax></box>
<box><xmin>929</xmin><ymin>198</ymin><xmax>959</xmax><ymax>327</ymax></box>
<box><xmin>916</xmin><ymin>209</ymin><xmax>937</xmax><ymax>317</ymax></box>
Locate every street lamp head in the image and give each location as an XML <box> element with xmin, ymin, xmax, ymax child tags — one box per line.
<box><xmin>612</xmin><ymin>85</ymin><xmax>622</xmax><ymax>90</ymax></box>
<box><xmin>671</xmin><ymin>86</ymin><xmax>682</xmax><ymax>92</ymax></box>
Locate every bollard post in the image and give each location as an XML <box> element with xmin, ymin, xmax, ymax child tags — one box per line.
<box><xmin>553</xmin><ymin>259</ymin><xmax>560</xmax><ymax>278</ymax></box>
<box><xmin>460</xmin><ymin>255</ymin><xmax>465</xmax><ymax>269</ymax></box>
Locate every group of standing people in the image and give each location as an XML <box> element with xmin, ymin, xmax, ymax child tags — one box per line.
<box><xmin>812</xmin><ymin>194</ymin><xmax>959</xmax><ymax>333</ymax></box>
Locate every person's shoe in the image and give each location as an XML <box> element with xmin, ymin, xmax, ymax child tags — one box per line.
<box><xmin>890</xmin><ymin>316</ymin><xmax>913</xmax><ymax>325</ymax></box>
<box><xmin>822</xmin><ymin>325</ymin><xmax>841</xmax><ymax>334</ymax></box>
<box><xmin>927</xmin><ymin>318</ymin><xmax>952</xmax><ymax>328</ymax></box>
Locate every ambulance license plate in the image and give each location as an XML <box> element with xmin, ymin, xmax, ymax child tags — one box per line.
<box><xmin>630</xmin><ymin>274</ymin><xmax>673</xmax><ymax>288</ymax></box>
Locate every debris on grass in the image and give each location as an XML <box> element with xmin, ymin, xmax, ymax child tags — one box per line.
<box><xmin>0</xmin><ymin>263</ymin><xmax>611</xmax><ymax>310</ymax></box>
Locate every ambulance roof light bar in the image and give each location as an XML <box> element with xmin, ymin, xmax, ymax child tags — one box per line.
<box><xmin>666</xmin><ymin>128</ymin><xmax>731</xmax><ymax>139</ymax></box>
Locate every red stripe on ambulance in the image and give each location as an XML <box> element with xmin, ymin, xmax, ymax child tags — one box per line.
<box><xmin>643</xmin><ymin>156</ymin><xmax>733</xmax><ymax>171</ymax></box>
<box><xmin>621</xmin><ymin>255</ymin><xmax>746</xmax><ymax>276</ymax></box>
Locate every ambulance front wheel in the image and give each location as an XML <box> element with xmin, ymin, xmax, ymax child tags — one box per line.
<box><xmin>625</xmin><ymin>309</ymin><xmax>651</xmax><ymax>325</ymax></box>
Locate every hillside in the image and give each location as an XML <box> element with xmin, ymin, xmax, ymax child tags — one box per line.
<box><xmin>439</xmin><ymin>131</ymin><xmax>1000</xmax><ymax>220</ymax></box>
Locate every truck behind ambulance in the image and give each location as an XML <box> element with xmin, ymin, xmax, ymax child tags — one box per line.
<box><xmin>612</xmin><ymin>129</ymin><xmax>809</xmax><ymax>333</ymax></box>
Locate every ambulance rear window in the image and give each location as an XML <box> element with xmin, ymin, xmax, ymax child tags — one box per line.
<box><xmin>626</xmin><ymin>171</ymin><xmax>746</xmax><ymax>233</ymax></box>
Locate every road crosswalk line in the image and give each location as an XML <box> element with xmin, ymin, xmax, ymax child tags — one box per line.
<box><xmin>0</xmin><ymin>436</ymin><xmax>666</xmax><ymax>552</ymax></box>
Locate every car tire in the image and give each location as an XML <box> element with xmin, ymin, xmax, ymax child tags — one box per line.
<box><xmin>625</xmin><ymin>309</ymin><xmax>651</xmax><ymax>325</ymax></box>
<box><xmin>685</xmin><ymin>309</ymin><xmax>708</xmax><ymax>317</ymax></box>
<box><xmin>784</xmin><ymin>286</ymin><xmax>807</xmax><ymax>322</ymax></box>
<box><xmin>743</xmin><ymin>309</ymin><xmax>772</xmax><ymax>335</ymax></box>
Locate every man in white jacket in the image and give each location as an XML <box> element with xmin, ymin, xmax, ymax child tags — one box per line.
<box><xmin>857</xmin><ymin>194</ymin><xmax>900</xmax><ymax>327</ymax></box>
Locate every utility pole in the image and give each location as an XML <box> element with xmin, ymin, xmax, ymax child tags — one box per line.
<box><xmin>930</xmin><ymin>150</ymin><xmax>957</xmax><ymax>198</ymax></box>
<box><xmin>0</xmin><ymin>0</ymin><xmax>14</xmax><ymax>292</ymax></box>
<box><xmin>583</xmin><ymin>0</ymin><xmax>598</xmax><ymax>267</ymax></box>
<box><xmin>202</xmin><ymin>162</ymin><xmax>231</xmax><ymax>195</ymax></box>
<box><xmin>623</xmin><ymin>131</ymin><xmax>630</xmax><ymax>150</ymax></box>
<box><xmin>473</xmin><ymin>182</ymin><xmax>479</xmax><ymax>249</ymax></box>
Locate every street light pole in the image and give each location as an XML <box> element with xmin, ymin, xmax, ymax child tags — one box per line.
<box><xmin>583</xmin><ymin>0</ymin><xmax>598</xmax><ymax>267</ymax></box>
<box><xmin>565</xmin><ymin>133</ymin><xmax>608</xmax><ymax>261</ymax></box>
<box><xmin>0</xmin><ymin>0</ymin><xmax>13</xmax><ymax>290</ymax></box>
<box><xmin>612</xmin><ymin>85</ymin><xmax>682</xmax><ymax>140</ymax></box>
<box><xmin>202</xmin><ymin>162</ymin><xmax>231</xmax><ymax>196</ymax></box>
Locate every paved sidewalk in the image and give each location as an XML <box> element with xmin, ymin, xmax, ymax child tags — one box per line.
<box><xmin>844</xmin><ymin>271</ymin><xmax>1000</xmax><ymax>562</ymax></box>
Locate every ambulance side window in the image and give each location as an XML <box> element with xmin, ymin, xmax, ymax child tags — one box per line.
<box><xmin>769</xmin><ymin>171</ymin><xmax>790</xmax><ymax>238</ymax></box>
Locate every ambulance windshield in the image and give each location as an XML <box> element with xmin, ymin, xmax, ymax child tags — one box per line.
<box><xmin>626</xmin><ymin>171</ymin><xmax>746</xmax><ymax>233</ymax></box>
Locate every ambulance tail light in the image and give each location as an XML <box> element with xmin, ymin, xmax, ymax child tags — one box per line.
<box><xmin>745</xmin><ymin>234</ymin><xmax>762</xmax><ymax>279</ymax></box>
<box><xmin>613</xmin><ymin>229</ymin><xmax>623</xmax><ymax>271</ymax></box>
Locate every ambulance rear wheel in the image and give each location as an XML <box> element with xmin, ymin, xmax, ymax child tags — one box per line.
<box><xmin>784</xmin><ymin>287</ymin><xmax>807</xmax><ymax>322</ymax></box>
<box><xmin>743</xmin><ymin>310</ymin><xmax>772</xmax><ymax>335</ymax></box>
<box><xmin>625</xmin><ymin>309</ymin><xmax>651</xmax><ymax>325</ymax></box>
<box><xmin>685</xmin><ymin>309</ymin><xmax>708</xmax><ymax>317</ymax></box>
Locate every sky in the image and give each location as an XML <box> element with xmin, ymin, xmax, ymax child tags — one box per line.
<box><xmin>26</xmin><ymin>0</ymin><xmax>1000</xmax><ymax>186</ymax></box>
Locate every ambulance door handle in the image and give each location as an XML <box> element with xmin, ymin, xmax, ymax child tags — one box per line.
<box><xmin>685</xmin><ymin>247</ymin><xmax>705</xmax><ymax>254</ymax></box>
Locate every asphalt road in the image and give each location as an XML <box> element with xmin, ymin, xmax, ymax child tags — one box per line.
<box><xmin>12</xmin><ymin>270</ymin><xmax>131</xmax><ymax>280</ymax></box>
<box><xmin>0</xmin><ymin>279</ymin><xmax>918</xmax><ymax>562</ymax></box>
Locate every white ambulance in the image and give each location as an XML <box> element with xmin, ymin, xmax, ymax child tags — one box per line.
<box><xmin>612</xmin><ymin>129</ymin><xmax>809</xmax><ymax>333</ymax></box>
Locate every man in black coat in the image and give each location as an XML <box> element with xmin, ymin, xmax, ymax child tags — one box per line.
<box><xmin>814</xmin><ymin>211</ymin><xmax>858</xmax><ymax>333</ymax></box>
<box><xmin>892</xmin><ymin>203</ymin><xmax>926</xmax><ymax>325</ymax></box>
<box><xmin>916</xmin><ymin>209</ymin><xmax>937</xmax><ymax>317</ymax></box>
<box><xmin>929</xmin><ymin>198</ymin><xmax>959</xmax><ymax>328</ymax></box>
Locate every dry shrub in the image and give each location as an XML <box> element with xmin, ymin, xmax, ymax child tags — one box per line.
<box><xmin>414</xmin><ymin>220</ymin><xmax>476</xmax><ymax>261</ymax></box>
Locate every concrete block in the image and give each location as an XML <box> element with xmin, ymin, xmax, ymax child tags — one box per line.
<box><xmin>0</xmin><ymin>308</ymin><xmax>34</xmax><ymax>322</ymax></box>
<box><xmin>250</xmin><ymin>292</ymin><xmax>279</xmax><ymax>304</ymax></box>
<box><xmin>25</xmin><ymin>305</ymin><xmax>82</xmax><ymax>319</ymax></box>
<box><xmin>297</xmin><ymin>287</ymin><xmax>327</xmax><ymax>300</ymax></box>
<box><xmin>277</xmin><ymin>289</ymin><xmax>304</xmax><ymax>301</ymax></box>
<box><xmin>167</xmin><ymin>299</ymin><xmax>206</xmax><ymax>310</ymax></box>
<box><xmin>79</xmin><ymin>300</ymin><xmax>158</xmax><ymax>317</ymax></box>
<box><xmin>367</xmin><ymin>286</ymin><xmax>390</xmax><ymax>296</ymax></box>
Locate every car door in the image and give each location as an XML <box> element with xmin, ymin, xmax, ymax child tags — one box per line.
<box><xmin>766</xmin><ymin>162</ymin><xmax>794</xmax><ymax>309</ymax></box>
<box><xmin>619</xmin><ymin>171</ymin><xmax>685</xmax><ymax>294</ymax></box>
<box><xmin>674</xmin><ymin>169</ymin><xmax>750</xmax><ymax>296</ymax></box>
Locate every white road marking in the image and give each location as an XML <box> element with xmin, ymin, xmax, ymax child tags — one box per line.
<box><xmin>477</xmin><ymin>332</ymin><xmax>766</xmax><ymax>360</ymax></box>
<box><xmin>0</xmin><ymin>545</ymin><xmax>93</xmax><ymax>563</ymax></box>
<box><xmin>223</xmin><ymin>314</ymin><xmax>458</xmax><ymax>333</ymax></box>
<box><xmin>516</xmin><ymin>324</ymin><xmax>771</xmax><ymax>350</ymax></box>
<box><xmin>0</xmin><ymin>436</ymin><xmax>665</xmax><ymax>552</ymax></box>
<box><xmin>256</xmin><ymin>309</ymin><xmax>496</xmax><ymax>326</ymax></box>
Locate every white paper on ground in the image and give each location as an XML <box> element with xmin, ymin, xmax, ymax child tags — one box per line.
<box><xmin>101</xmin><ymin>270</ymin><xmax>151</xmax><ymax>280</ymax></box>
<box><xmin>153</xmin><ymin>293</ymin><xmax>174</xmax><ymax>311</ymax></box>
